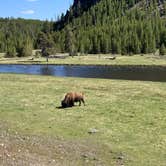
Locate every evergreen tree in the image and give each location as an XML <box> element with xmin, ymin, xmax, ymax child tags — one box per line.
<box><xmin>37</xmin><ymin>32</ymin><xmax>56</xmax><ymax>56</ymax></box>
<box><xmin>18</xmin><ymin>39</ymin><xmax>33</xmax><ymax>57</ymax></box>
<box><xmin>5</xmin><ymin>45</ymin><xmax>17</xmax><ymax>58</ymax></box>
<box><xmin>160</xmin><ymin>43</ymin><xmax>166</xmax><ymax>56</ymax></box>
<box><xmin>65</xmin><ymin>26</ymin><xmax>77</xmax><ymax>56</ymax></box>
<box><xmin>80</xmin><ymin>42</ymin><xmax>85</xmax><ymax>55</ymax></box>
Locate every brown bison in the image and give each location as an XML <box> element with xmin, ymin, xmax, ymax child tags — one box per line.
<box><xmin>61</xmin><ymin>92</ymin><xmax>85</xmax><ymax>108</ymax></box>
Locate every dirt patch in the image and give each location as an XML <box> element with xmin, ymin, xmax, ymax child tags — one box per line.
<box><xmin>0</xmin><ymin>127</ymin><xmax>113</xmax><ymax>166</ymax></box>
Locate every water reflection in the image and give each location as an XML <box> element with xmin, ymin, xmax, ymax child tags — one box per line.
<box><xmin>0</xmin><ymin>64</ymin><xmax>166</xmax><ymax>82</ymax></box>
<box><xmin>40</xmin><ymin>65</ymin><xmax>55</xmax><ymax>75</ymax></box>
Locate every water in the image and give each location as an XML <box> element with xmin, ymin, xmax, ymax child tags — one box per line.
<box><xmin>0</xmin><ymin>64</ymin><xmax>166</xmax><ymax>82</ymax></box>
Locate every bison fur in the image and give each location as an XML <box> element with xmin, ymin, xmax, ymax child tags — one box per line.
<box><xmin>61</xmin><ymin>92</ymin><xmax>85</xmax><ymax>108</ymax></box>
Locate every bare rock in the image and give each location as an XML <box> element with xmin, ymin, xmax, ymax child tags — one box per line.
<box><xmin>88</xmin><ymin>128</ymin><xmax>99</xmax><ymax>134</ymax></box>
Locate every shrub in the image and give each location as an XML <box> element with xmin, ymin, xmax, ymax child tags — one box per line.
<box><xmin>41</xmin><ymin>47</ymin><xmax>56</xmax><ymax>57</ymax></box>
<box><xmin>35</xmin><ymin>51</ymin><xmax>42</xmax><ymax>58</ymax></box>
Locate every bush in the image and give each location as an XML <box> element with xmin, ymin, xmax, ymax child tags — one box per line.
<box><xmin>41</xmin><ymin>47</ymin><xmax>56</xmax><ymax>57</ymax></box>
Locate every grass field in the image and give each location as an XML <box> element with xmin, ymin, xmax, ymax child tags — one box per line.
<box><xmin>0</xmin><ymin>74</ymin><xmax>166</xmax><ymax>165</ymax></box>
<box><xmin>0</xmin><ymin>54</ymin><xmax>166</xmax><ymax>66</ymax></box>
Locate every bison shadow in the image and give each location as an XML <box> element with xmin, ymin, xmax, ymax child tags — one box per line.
<box><xmin>56</xmin><ymin>105</ymin><xmax>78</xmax><ymax>109</ymax></box>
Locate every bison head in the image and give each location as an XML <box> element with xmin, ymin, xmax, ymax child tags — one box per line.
<box><xmin>61</xmin><ymin>100</ymin><xmax>68</xmax><ymax>108</ymax></box>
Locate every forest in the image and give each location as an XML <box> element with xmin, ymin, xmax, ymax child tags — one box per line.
<box><xmin>0</xmin><ymin>0</ymin><xmax>166</xmax><ymax>57</ymax></box>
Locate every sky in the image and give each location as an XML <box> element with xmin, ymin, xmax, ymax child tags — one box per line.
<box><xmin>0</xmin><ymin>0</ymin><xmax>72</xmax><ymax>20</ymax></box>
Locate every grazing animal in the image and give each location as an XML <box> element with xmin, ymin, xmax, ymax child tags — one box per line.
<box><xmin>61</xmin><ymin>92</ymin><xmax>85</xmax><ymax>108</ymax></box>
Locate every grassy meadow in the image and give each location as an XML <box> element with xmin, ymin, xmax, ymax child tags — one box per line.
<box><xmin>0</xmin><ymin>54</ymin><xmax>166</xmax><ymax>66</ymax></box>
<box><xmin>0</xmin><ymin>74</ymin><xmax>166</xmax><ymax>165</ymax></box>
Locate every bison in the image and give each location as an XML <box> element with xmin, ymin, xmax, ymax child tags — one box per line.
<box><xmin>61</xmin><ymin>92</ymin><xmax>85</xmax><ymax>108</ymax></box>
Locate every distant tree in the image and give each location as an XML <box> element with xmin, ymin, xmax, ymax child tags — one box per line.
<box><xmin>79</xmin><ymin>42</ymin><xmax>85</xmax><ymax>55</ymax></box>
<box><xmin>18</xmin><ymin>38</ymin><xmax>33</xmax><ymax>57</ymax></box>
<box><xmin>37</xmin><ymin>32</ymin><xmax>56</xmax><ymax>57</ymax></box>
<box><xmin>37</xmin><ymin>32</ymin><xmax>49</xmax><ymax>49</ymax></box>
<box><xmin>159</xmin><ymin>44</ymin><xmax>166</xmax><ymax>56</ymax></box>
<box><xmin>42</xmin><ymin>20</ymin><xmax>53</xmax><ymax>34</ymax></box>
<box><xmin>65</xmin><ymin>26</ymin><xmax>77</xmax><ymax>56</ymax></box>
<box><xmin>160</xmin><ymin>30</ymin><xmax>166</xmax><ymax>46</ymax></box>
<box><xmin>5</xmin><ymin>45</ymin><xmax>17</xmax><ymax>58</ymax></box>
<box><xmin>101</xmin><ymin>36</ymin><xmax>109</xmax><ymax>53</ymax></box>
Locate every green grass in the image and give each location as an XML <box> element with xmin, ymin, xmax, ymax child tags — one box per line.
<box><xmin>0</xmin><ymin>54</ymin><xmax>166</xmax><ymax>66</ymax></box>
<box><xmin>0</xmin><ymin>74</ymin><xmax>166</xmax><ymax>165</ymax></box>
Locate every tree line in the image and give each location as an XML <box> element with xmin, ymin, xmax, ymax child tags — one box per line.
<box><xmin>0</xmin><ymin>18</ymin><xmax>54</xmax><ymax>57</ymax></box>
<box><xmin>0</xmin><ymin>0</ymin><xmax>166</xmax><ymax>57</ymax></box>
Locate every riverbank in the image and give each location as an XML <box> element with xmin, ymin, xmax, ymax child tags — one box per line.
<box><xmin>0</xmin><ymin>54</ymin><xmax>166</xmax><ymax>66</ymax></box>
<box><xmin>0</xmin><ymin>74</ymin><xmax>166</xmax><ymax>165</ymax></box>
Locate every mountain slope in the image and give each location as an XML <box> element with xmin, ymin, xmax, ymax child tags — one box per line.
<box><xmin>54</xmin><ymin>0</ymin><xmax>100</xmax><ymax>30</ymax></box>
<box><xmin>73</xmin><ymin>0</ymin><xmax>100</xmax><ymax>11</ymax></box>
<box><xmin>54</xmin><ymin>0</ymin><xmax>166</xmax><ymax>54</ymax></box>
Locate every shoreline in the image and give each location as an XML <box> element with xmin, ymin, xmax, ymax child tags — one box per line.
<box><xmin>0</xmin><ymin>54</ymin><xmax>166</xmax><ymax>66</ymax></box>
<box><xmin>0</xmin><ymin>63</ymin><xmax>166</xmax><ymax>68</ymax></box>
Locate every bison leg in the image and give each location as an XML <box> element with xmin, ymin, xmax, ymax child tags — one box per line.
<box><xmin>71</xmin><ymin>101</ymin><xmax>74</xmax><ymax>107</ymax></box>
<box><xmin>69</xmin><ymin>100</ymin><xmax>74</xmax><ymax>107</ymax></box>
<box><xmin>79</xmin><ymin>99</ymin><xmax>85</xmax><ymax>106</ymax></box>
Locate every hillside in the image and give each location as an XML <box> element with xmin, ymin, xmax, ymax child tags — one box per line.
<box><xmin>73</xmin><ymin>0</ymin><xmax>100</xmax><ymax>12</ymax></box>
<box><xmin>54</xmin><ymin>0</ymin><xmax>166</xmax><ymax>54</ymax></box>
<box><xmin>0</xmin><ymin>18</ymin><xmax>53</xmax><ymax>54</ymax></box>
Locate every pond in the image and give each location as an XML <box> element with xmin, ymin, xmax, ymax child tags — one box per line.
<box><xmin>0</xmin><ymin>64</ymin><xmax>166</xmax><ymax>82</ymax></box>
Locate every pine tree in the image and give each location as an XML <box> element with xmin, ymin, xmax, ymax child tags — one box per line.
<box><xmin>37</xmin><ymin>32</ymin><xmax>56</xmax><ymax>56</ymax></box>
<box><xmin>80</xmin><ymin>42</ymin><xmax>85</xmax><ymax>55</ymax></box>
<box><xmin>65</xmin><ymin>26</ymin><xmax>77</xmax><ymax>56</ymax></box>
<box><xmin>91</xmin><ymin>31</ymin><xmax>101</xmax><ymax>53</ymax></box>
<box><xmin>159</xmin><ymin>44</ymin><xmax>166</xmax><ymax>56</ymax></box>
<box><xmin>5</xmin><ymin>45</ymin><xmax>17</xmax><ymax>58</ymax></box>
<box><xmin>18</xmin><ymin>38</ymin><xmax>33</xmax><ymax>57</ymax></box>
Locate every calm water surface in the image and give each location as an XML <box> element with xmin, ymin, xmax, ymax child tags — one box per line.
<box><xmin>0</xmin><ymin>64</ymin><xmax>166</xmax><ymax>82</ymax></box>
